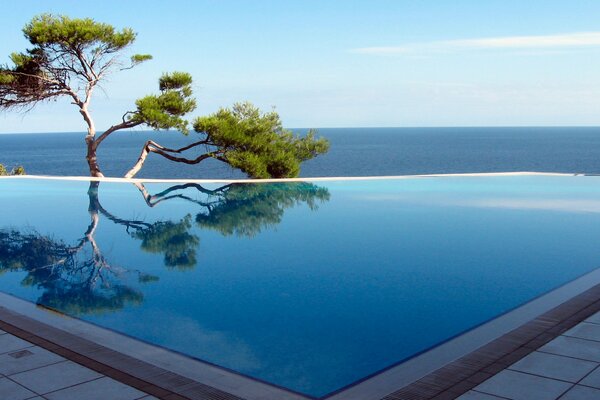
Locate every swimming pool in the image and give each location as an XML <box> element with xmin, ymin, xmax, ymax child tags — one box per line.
<box><xmin>1</xmin><ymin>175</ymin><xmax>600</xmax><ymax>397</ymax></box>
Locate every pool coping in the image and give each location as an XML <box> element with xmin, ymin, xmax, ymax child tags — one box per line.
<box><xmin>0</xmin><ymin>171</ymin><xmax>577</xmax><ymax>184</ymax></box>
<box><xmin>2</xmin><ymin>266</ymin><xmax>600</xmax><ymax>400</ymax></box>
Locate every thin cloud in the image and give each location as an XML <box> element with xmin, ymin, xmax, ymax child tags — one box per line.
<box><xmin>351</xmin><ymin>32</ymin><xmax>600</xmax><ymax>55</ymax></box>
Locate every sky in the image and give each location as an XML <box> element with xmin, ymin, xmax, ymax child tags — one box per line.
<box><xmin>1</xmin><ymin>0</ymin><xmax>600</xmax><ymax>132</ymax></box>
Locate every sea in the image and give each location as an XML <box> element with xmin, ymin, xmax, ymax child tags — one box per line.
<box><xmin>1</xmin><ymin>127</ymin><xmax>600</xmax><ymax>178</ymax></box>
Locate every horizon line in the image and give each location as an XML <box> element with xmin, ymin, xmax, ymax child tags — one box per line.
<box><xmin>2</xmin><ymin>125</ymin><xmax>600</xmax><ymax>135</ymax></box>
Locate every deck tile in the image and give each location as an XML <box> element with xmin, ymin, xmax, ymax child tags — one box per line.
<box><xmin>456</xmin><ymin>391</ymin><xmax>507</xmax><ymax>399</ymax></box>
<box><xmin>578</xmin><ymin>366</ymin><xmax>600</xmax><ymax>389</ymax></box>
<box><xmin>507</xmin><ymin>351</ymin><xmax>597</xmax><ymax>382</ymax></box>
<box><xmin>10</xmin><ymin>360</ymin><xmax>102</xmax><ymax>394</ymax></box>
<box><xmin>0</xmin><ymin>346</ymin><xmax>64</xmax><ymax>376</ymax></box>
<box><xmin>473</xmin><ymin>370</ymin><xmax>572</xmax><ymax>400</ymax></box>
<box><xmin>559</xmin><ymin>385</ymin><xmax>600</xmax><ymax>400</ymax></box>
<box><xmin>564</xmin><ymin>322</ymin><xmax>600</xmax><ymax>342</ymax></box>
<box><xmin>44</xmin><ymin>376</ymin><xmax>146</xmax><ymax>400</ymax></box>
<box><xmin>584</xmin><ymin>311</ymin><xmax>600</xmax><ymax>325</ymax></box>
<box><xmin>0</xmin><ymin>377</ymin><xmax>37</xmax><ymax>400</ymax></box>
<box><xmin>539</xmin><ymin>336</ymin><xmax>600</xmax><ymax>362</ymax></box>
<box><xmin>0</xmin><ymin>334</ymin><xmax>33</xmax><ymax>355</ymax></box>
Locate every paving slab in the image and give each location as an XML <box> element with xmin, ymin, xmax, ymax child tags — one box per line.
<box><xmin>539</xmin><ymin>336</ymin><xmax>600</xmax><ymax>363</ymax></box>
<box><xmin>45</xmin><ymin>376</ymin><xmax>146</xmax><ymax>400</ymax></box>
<box><xmin>474</xmin><ymin>370</ymin><xmax>572</xmax><ymax>400</ymax></box>
<box><xmin>0</xmin><ymin>334</ymin><xmax>33</xmax><ymax>355</ymax></box>
<box><xmin>456</xmin><ymin>390</ymin><xmax>508</xmax><ymax>399</ymax></box>
<box><xmin>564</xmin><ymin>322</ymin><xmax>600</xmax><ymax>343</ymax></box>
<box><xmin>559</xmin><ymin>384</ymin><xmax>600</xmax><ymax>400</ymax></box>
<box><xmin>0</xmin><ymin>346</ymin><xmax>65</xmax><ymax>376</ymax></box>
<box><xmin>10</xmin><ymin>360</ymin><xmax>102</xmax><ymax>394</ymax></box>
<box><xmin>508</xmin><ymin>351</ymin><xmax>598</xmax><ymax>383</ymax></box>
<box><xmin>0</xmin><ymin>377</ymin><xmax>38</xmax><ymax>400</ymax></box>
<box><xmin>585</xmin><ymin>312</ymin><xmax>600</xmax><ymax>325</ymax></box>
<box><xmin>577</xmin><ymin>366</ymin><xmax>600</xmax><ymax>389</ymax></box>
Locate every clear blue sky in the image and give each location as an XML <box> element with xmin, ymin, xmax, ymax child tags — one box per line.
<box><xmin>2</xmin><ymin>0</ymin><xmax>600</xmax><ymax>132</ymax></box>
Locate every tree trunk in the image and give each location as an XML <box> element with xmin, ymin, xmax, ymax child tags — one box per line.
<box><xmin>87</xmin><ymin>181</ymin><xmax>101</xmax><ymax>212</ymax></box>
<box><xmin>85</xmin><ymin>136</ymin><xmax>104</xmax><ymax>178</ymax></box>
<box><xmin>80</xmin><ymin>108</ymin><xmax>104</xmax><ymax>178</ymax></box>
<box><xmin>124</xmin><ymin>140</ymin><xmax>217</xmax><ymax>179</ymax></box>
<box><xmin>85</xmin><ymin>181</ymin><xmax>101</xmax><ymax>253</ymax></box>
<box><xmin>124</xmin><ymin>142</ymin><xmax>150</xmax><ymax>179</ymax></box>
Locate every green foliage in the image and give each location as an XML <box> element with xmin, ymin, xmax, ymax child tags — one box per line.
<box><xmin>196</xmin><ymin>182</ymin><xmax>330</xmax><ymax>237</ymax></box>
<box><xmin>0</xmin><ymin>163</ymin><xmax>25</xmax><ymax>176</ymax></box>
<box><xmin>39</xmin><ymin>286</ymin><xmax>143</xmax><ymax>316</ymax></box>
<box><xmin>11</xmin><ymin>166</ymin><xmax>25</xmax><ymax>175</ymax></box>
<box><xmin>159</xmin><ymin>71</ymin><xmax>193</xmax><ymax>90</ymax></box>
<box><xmin>23</xmin><ymin>14</ymin><xmax>136</xmax><ymax>51</ymax></box>
<box><xmin>131</xmin><ymin>54</ymin><xmax>153</xmax><ymax>64</ymax></box>
<box><xmin>0</xmin><ymin>230</ymin><xmax>58</xmax><ymax>271</ymax></box>
<box><xmin>131</xmin><ymin>215</ymin><xmax>199</xmax><ymax>269</ymax></box>
<box><xmin>0</xmin><ymin>48</ymin><xmax>52</xmax><ymax>107</ymax></box>
<box><xmin>0</xmin><ymin>73</ymin><xmax>15</xmax><ymax>84</ymax></box>
<box><xmin>1</xmin><ymin>14</ymin><xmax>141</xmax><ymax>112</ymax></box>
<box><xmin>130</xmin><ymin>72</ymin><xmax>196</xmax><ymax>134</ymax></box>
<box><xmin>0</xmin><ymin>229</ymin><xmax>146</xmax><ymax>316</ymax></box>
<box><xmin>193</xmin><ymin>102</ymin><xmax>329</xmax><ymax>178</ymax></box>
<box><xmin>9</xmin><ymin>52</ymin><xmax>37</xmax><ymax>68</ymax></box>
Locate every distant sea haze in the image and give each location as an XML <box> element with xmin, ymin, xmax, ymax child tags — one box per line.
<box><xmin>1</xmin><ymin>127</ymin><xmax>600</xmax><ymax>179</ymax></box>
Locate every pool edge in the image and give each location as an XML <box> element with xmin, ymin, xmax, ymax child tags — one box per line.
<box><xmin>0</xmin><ymin>171</ymin><xmax>578</xmax><ymax>184</ymax></box>
<box><xmin>325</xmin><ymin>267</ymin><xmax>600</xmax><ymax>400</ymax></box>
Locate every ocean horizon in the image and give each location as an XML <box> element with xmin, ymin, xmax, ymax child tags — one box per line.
<box><xmin>1</xmin><ymin>127</ymin><xmax>600</xmax><ymax>179</ymax></box>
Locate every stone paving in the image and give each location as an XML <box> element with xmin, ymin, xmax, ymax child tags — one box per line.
<box><xmin>0</xmin><ymin>328</ymin><xmax>155</xmax><ymax>400</ymax></box>
<box><xmin>459</xmin><ymin>311</ymin><xmax>600</xmax><ymax>399</ymax></box>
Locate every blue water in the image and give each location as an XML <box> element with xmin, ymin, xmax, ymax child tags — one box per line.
<box><xmin>1</xmin><ymin>127</ymin><xmax>600</xmax><ymax>178</ymax></box>
<box><xmin>1</xmin><ymin>176</ymin><xmax>600</xmax><ymax>397</ymax></box>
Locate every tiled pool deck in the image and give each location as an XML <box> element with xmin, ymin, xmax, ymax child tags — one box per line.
<box><xmin>458</xmin><ymin>312</ymin><xmax>600</xmax><ymax>400</ymax></box>
<box><xmin>0</xmin><ymin>329</ymin><xmax>155</xmax><ymax>400</ymax></box>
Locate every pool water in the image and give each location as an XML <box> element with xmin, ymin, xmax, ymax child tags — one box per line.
<box><xmin>1</xmin><ymin>175</ymin><xmax>600</xmax><ymax>397</ymax></box>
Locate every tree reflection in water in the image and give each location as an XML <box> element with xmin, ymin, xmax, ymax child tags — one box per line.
<box><xmin>0</xmin><ymin>180</ymin><xmax>329</xmax><ymax>315</ymax></box>
<box><xmin>135</xmin><ymin>181</ymin><xmax>331</xmax><ymax>236</ymax></box>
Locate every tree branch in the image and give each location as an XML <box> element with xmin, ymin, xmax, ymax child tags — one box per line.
<box><xmin>133</xmin><ymin>182</ymin><xmax>233</xmax><ymax>208</ymax></box>
<box><xmin>95</xmin><ymin>118</ymin><xmax>142</xmax><ymax>147</ymax></box>
<box><xmin>143</xmin><ymin>139</ymin><xmax>210</xmax><ymax>154</ymax></box>
<box><xmin>150</xmin><ymin>147</ymin><xmax>216</xmax><ymax>164</ymax></box>
<box><xmin>124</xmin><ymin>140</ymin><xmax>221</xmax><ymax>178</ymax></box>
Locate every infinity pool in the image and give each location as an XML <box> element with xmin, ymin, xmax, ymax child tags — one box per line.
<box><xmin>1</xmin><ymin>175</ymin><xmax>600</xmax><ymax>397</ymax></box>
